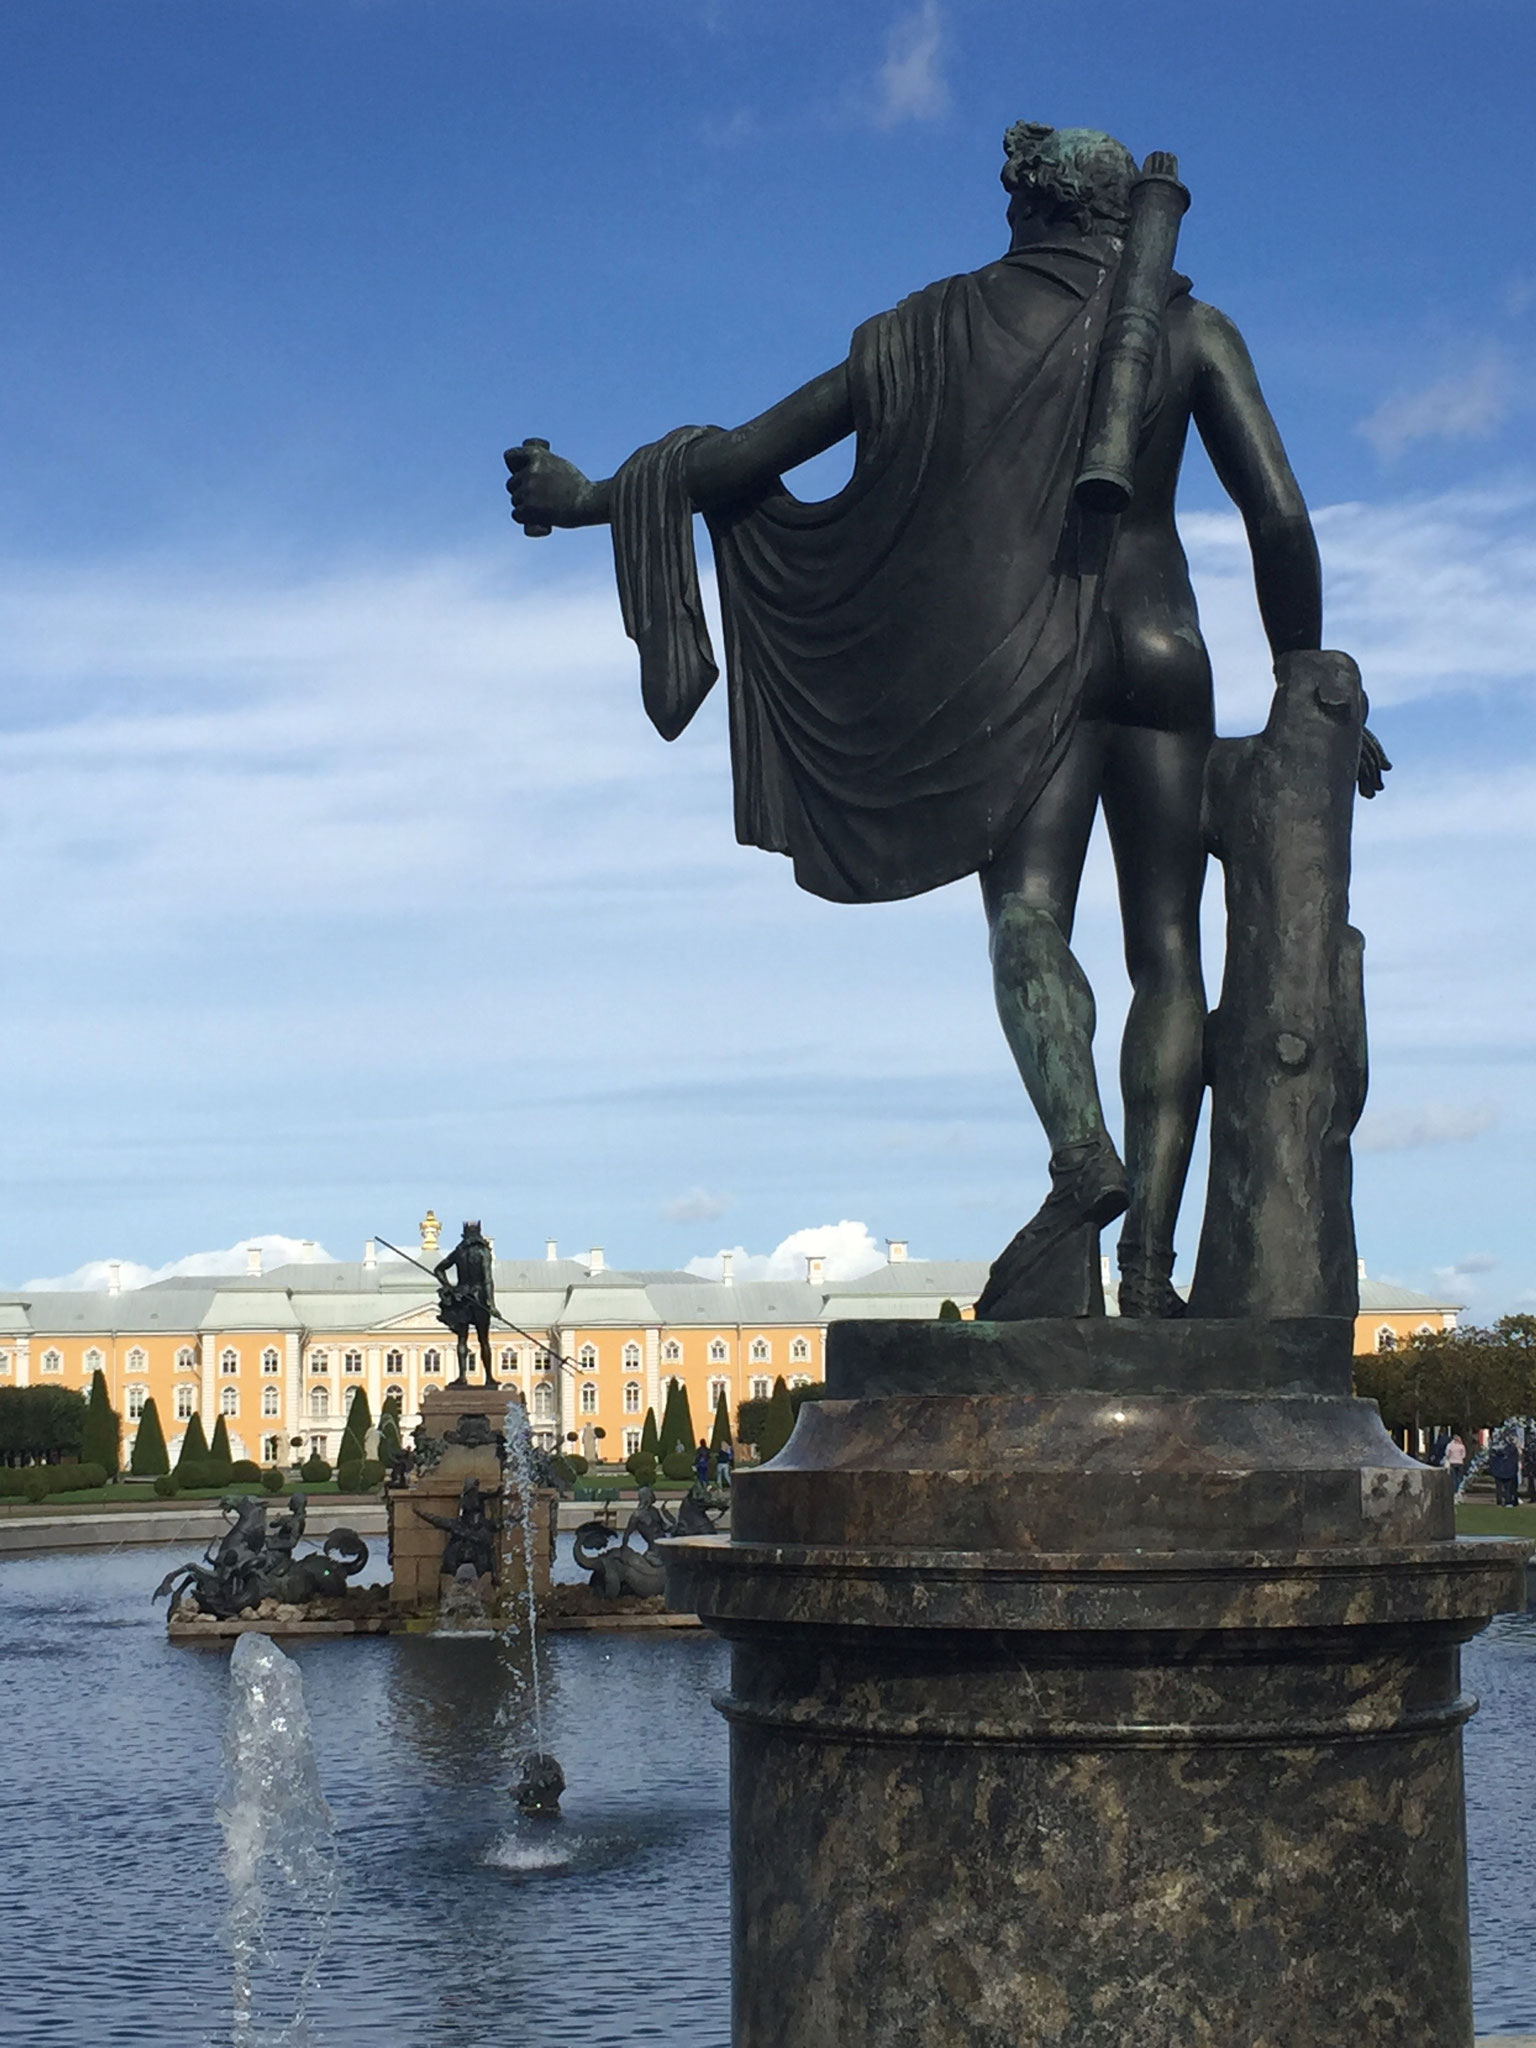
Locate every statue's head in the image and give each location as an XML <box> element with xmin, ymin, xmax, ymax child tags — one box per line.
<box><xmin>1001</xmin><ymin>123</ymin><xmax>1136</xmax><ymax>238</ymax></box>
<box><xmin>463</xmin><ymin>1219</ymin><xmax>483</xmax><ymax>1240</ymax></box>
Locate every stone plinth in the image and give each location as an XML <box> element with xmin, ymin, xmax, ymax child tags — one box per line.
<box><xmin>387</xmin><ymin>1382</ymin><xmax>554</xmax><ymax>1617</ymax></box>
<box><xmin>662</xmin><ymin>1318</ymin><xmax>1527</xmax><ymax>2048</ymax></box>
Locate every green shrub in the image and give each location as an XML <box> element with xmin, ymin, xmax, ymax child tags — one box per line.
<box><xmin>625</xmin><ymin>1451</ymin><xmax>658</xmax><ymax>1487</ymax></box>
<box><xmin>359</xmin><ymin>1458</ymin><xmax>384</xmax><ymax>1490</ymax></box>
<box><xmin>173</xmin><ymin>1461</ymin><xmax>211</xmax><ymax>1490</ymax></box>
<box><xmin>757</xmin><ymin>1377</ymin><xmax>796</xmax><ymax>1463</ymax></box>
<box><xmin>229</xmin><ymin>1459</ymin><xmax>262</xmax><ymax>1485</ymax></box>
<box><xmin>175</xmin><ymin>1413</ymin><xmax>209</xmax><ymax>1474</ymax></box>
<box><xmin>336</xmin><ymin>1462</ymin><xmax>362</xmax><ymax>1494</ymax></box>
<box><xmin>129</xmin><ymin>1397</ymin><xmax>170</xmax><ymax>1477</ymax></box>
<box><xmin>260</xmin><ymin>1466</ymin><xmax>286</xmax><ymax>1495</ymax></box>
<box><xmin>565</xmin><ymin>1453</ymin><xmax>589</xmax><ymax>1476</ymax></box>
<box><xmin>789</xmin><ymin>1383</ymin><xmax>831</xmax><ymax>1416</ymax></box>
<box><xmin>23</xmin><ymin>1469</ymin><xmax>50</xmax><ymax>1503</ymax></box>
<box><xmin>640</xmin><ymin>1407</ymin><xmax>659</xmax><ymax>1462</ymax></box>
<box><xmin>83</xmin><ymin>1370</ymin><xmax>122</xmax><ymax>1478</ymax></box>
<box><xmin>154</xmin><ymin>1472</ymin><xmax>180</xmax><ymax>1498</ymax></box>
<box><xmin>339</xmin><ymin>1387</ymin><xmax>371</xmax><ymax>1472</ymax></box>
<box><xmin>938</xmin><ymin>1297</ymin><xmax>962</xmax><ymax>1322</ymax></box>
<box><xmin>300</xmin><ymin>1454</ymin><xmax>332</xmax><ymax>1484</ymax></box>
<box><xmin>658</xmin><ymin>1378</ymin><xmax>695</xmax><ymax>1463</ymax></box>
<box><xmin>661</xmin><ymin>1449</ymin><xmax>696</xmax><ymax>1482</ymax></box>
<box><xmin>710</xmin><ymin>1387</ymin><xmax>732</xmax><ymax>1457</ymax></box>
<box><xmin>736</xmin><ymin>1397</ymin><xmax>770</xmax><ymax>1449</ymax></box>
<box><xmin>207</xmin><ymin>1416</ymin><xmax>235</xmax><ymax>1478</ymax></box>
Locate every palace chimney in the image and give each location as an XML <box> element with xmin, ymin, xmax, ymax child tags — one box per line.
<box><xmin>546</xmin><ymin>1238</ymin><xmax>558</xmax><ymax>1262</ymax></box>
<box><xmin>107</xmin><ymin>1260</ymin><xmax>121</xmax><ymax>1296</ymax></box>
<box><xmin>246</xmin><ymin>1244</ymin><xmax>263</xmax><ymax>1277</ymax></box>
<box><xmin>887</xmin><ymin>1240</ymin><xmax>908</xmax><ymax>1263</ymax></box>
<box><xmin>589</xmin><ymin>1247</ymin><xmax>606</xmax><ymax>1274</ymax></box>
<box><xmin>806</xmin><ymin>1254</ymin><xmax>826</xmax><ymax>1284</ymax></box>
<box><xmin>721</xmin><ymin>1250</ymin><xmax>735</xmax><ymax>1285</ymax></box>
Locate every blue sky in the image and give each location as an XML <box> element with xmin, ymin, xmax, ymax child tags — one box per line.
<box><xmin>2</xmin><ymin>0</ymin><xmax>1533</xmax><ymax>1312</ymax></box>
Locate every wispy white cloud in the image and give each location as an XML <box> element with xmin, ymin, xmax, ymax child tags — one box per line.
<box><xmin>1356</xmin><ymin>350</ymin><xmax>1511</xmax><ymax>462</ymax></box>
<box><xmin>871</xmin><ymin>2</ymin><xmax>949</xmax><ymax>128</ymax></box>
<box><xmin>1356</xmin><ymin>1100</ymin><xmax>1501</xmax><ymax>1154</ymax></box>
<box><xmin>1443</xmin><ymin>1252</ymin><xmax>1499</xmax><ymax>1276</ymax></box>
<box><xmin>23</xmin><ymin>1233</ymin><xmax>335</xmax><ymax>1292</ymax></box>
<box><xmin>688</xmin><ymin>1219</ymin><xmax>886</xmax><ymax>1281</ymax></box>
<box><xmin>663</xmin><ymin>1188</ymin><xmax>732</xmax><ymax>1224</ymax></box>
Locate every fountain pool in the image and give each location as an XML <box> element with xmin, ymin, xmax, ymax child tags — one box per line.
<box><xmin>1</xmin><ymin>1542</ymin><xmax>1532</xmax><ymax>2043</ymax></box>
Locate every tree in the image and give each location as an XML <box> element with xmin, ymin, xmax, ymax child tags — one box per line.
<box><xmin>129</xmin><ymin>1397</ymin><xmax>170</xmax><ymax>1476</ymax></box>
<box><xmin>207</xmin><ymin>1415</ymin><xmax>234</xmax><ymax>1477</ymax></box>
<box><xmin>339</xmin><ymin>1386</ymin><xmax>371</xmax><ymax>1471</ymax></box>
<box><xmin>174</xmin><ymin>1412</ymin><xmax>209</xmax><ymax>1473</ymax></box>
<box><xmin>377</xmin><ymin>1393</ymin><xmax>402</xmax><ymax>1468</ymax></box>
<box><xmin>640</xmin><ymin>1407</ymin><xmax>659</xmax><ymax>1462</ymax></box>
<box><xmin>0</xmin><ymin>1385</ymin><xmax>88</xmax><ymax>1465</ymax></box>
<box><xmin>83</xmin><ymin>1371</ymin><xmax>122</xmax><ymax>1477</ymax></box>
<box><xmin>938</xmin><ymin>1298</ymin><xmax>963</xmax><ymax>1322</ymax></box>
<box><xmin>1354</xmin><ymin>1320</ymin><xmax>1536</xmax><ymax>1441</ymax></box>
<box><xmin>757</xmin><ymin>1376</ymin><xmax>796</xmax><ymax>1463</ymax></box>
<box><xmin>710</xmin><ymin>1386</ymin><xmax>732</xmax><ymax>1455</ymax></box>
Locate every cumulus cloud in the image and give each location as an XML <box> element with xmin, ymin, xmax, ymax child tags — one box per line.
<box><xmin>1355</xmin><ymin>1101</ymin><xmax>1501</xmax><ymax>1154</ymax></box>
<box><xmin>687</xmin><ymin>1220</ymin><xmax>887</xmax><ymax>1282</ymax></box>
<box><xmin>1444</xmin><ymin>1253</ymin><xmax>1500</xmax><ymax>1276</ymax></box>
<box><xmin>22</xmin><ymin>1233</ymin><xmax>335</xmax><ymax>1292</ymax></box>
<box><xmin>1356</xmin><ymin>351</ymin><xmax>1511</xmax><ymax>462</ymax></box>
<box><xmin>871</xmin><ymin>2</ymin><xmax>949</xmax><ymax>128</ymax></box>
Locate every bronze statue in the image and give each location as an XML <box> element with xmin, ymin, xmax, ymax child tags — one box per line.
<box><xmin>504</xmin><ymin>123</ymin><xmax>1386</xmax><ymax>1319</ymax></box>
<box><xmin>433</xmin><ymin>1219</ymin><xmax>496</xmax><ymax>1383</ymax></box>
<box><xmin>414</xmin><ymin>1477</ymin><xmax>498</xmax><ymax>1582</ymax></box>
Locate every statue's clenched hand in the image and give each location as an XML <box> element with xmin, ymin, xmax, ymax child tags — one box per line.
<box><xmin>1357</xmin><ymin>726</ymin><xmax>1391</xmax><ymax>800</ymax></box>
<box><xmin>503</xmin><ymin>438</ymin><xmax>598</xmax><ymax>532</ymax></box>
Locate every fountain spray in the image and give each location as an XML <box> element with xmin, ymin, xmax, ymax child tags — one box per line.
<box><xmin>503</xmin><ymin>1393</ymin><xmax>563</xmax><ymax>1814</ymax></box>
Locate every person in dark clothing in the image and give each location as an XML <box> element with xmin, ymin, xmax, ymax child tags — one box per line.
<box><xmin>1522</xmin><ymin>1428</ymin><xmax>1536</xmax><ymax>1504</ymax></box>
<box><xmin>1428</xmin><ymin>1431</ymin><xmax>1450</xmax><ymax>1468</ymax></box>
<box><xmin>694</xmin><ymin>1439</ymin><xmax>712</xmax><ymax>1487</ymax></box>
<box><xmin>1489</xmin><ymin>1435</ymin><xmax>1521</xmax><ymax>1508</ymax></box>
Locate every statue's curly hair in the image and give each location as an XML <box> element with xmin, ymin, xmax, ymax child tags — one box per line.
<box><xmin>1001</xmin><ymin>122</ymin><xmax>1136</xmax><ymax>233</ymax></box>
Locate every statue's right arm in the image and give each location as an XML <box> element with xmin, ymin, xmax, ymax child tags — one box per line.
<box><xmin>504</xmin><ymin>362</ymin><xmax>854</xmax><ymax>530</ymax></box>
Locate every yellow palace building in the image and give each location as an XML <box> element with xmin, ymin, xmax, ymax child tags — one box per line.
<box><xmin>0</xmin><ymin>1214</ymin><xmax>1463</xmax><ymax>1468</ymax></box>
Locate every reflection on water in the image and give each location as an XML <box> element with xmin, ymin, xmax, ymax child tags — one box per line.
<box><xmin>1</xmin><ymin>1543</ymin><xmax>1531</xmax><ymax>2042</ymax></box>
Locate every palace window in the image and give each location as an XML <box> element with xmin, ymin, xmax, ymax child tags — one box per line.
<box><xmin>580</xmin><ymin>1382</ymin><xmax>599</xmax><ymax>1415</ymax></box>
<box><xmin>41</xmin><ymin>1348</ymin><xmax>63</xmax><ymax>1374</ymax></box>
<box><xmin>262</xmin><ymin>1348</ymin><xmax>280</xmax><ymax>1374</ymax></box>
<box><xmin>662</xmin><ymin>1339</ymin><xmax>682</xmax><ymax>1364</ymax></box>
<box><xmin>790</xmin><ymin>1336</ymin><xmax>811</xmax><ymax>1364</ymax></box>
<box><xmin>500</xmin><ymin>1347</ymin><xmax>516</xmax><ymax>1371</ymax></box>
<box><xmin>708</xmin><ymin>1376</ymin><xmax>729</xmax><ymax>1410</ymax></box>
<box><xmin>85</xmin><ymin>1346</ymin><xmax>105</xmax><ymax>1373</ymax></box>
<box><xmin>262</xmin><ymin>1386</ymin><xmax>281</xmax><ymax>1418</ymax></box>
<box><xmin>624</xmin><ymin>1381</ymin><xmax>642</xmax><ymax>1414</ymax></box>
<box><xmin>708</xmin><ymin>1339</ymin><xmax>728</xmax><ymax>1365</ymax></box>
<box><xmin>309</xmin><ymin>1349</ymin><xmax>329</xmax><ymax>1374</ymax></box>
<box><xmin>423</xmin><ymin>1348</ymin><xmax>442</xmax><ymax>1375</ymax></box>
<box><xmin>622</xmin><ymin>1342</ymin><xmax>641</xmax><ymax>1370</ymax></box>
<box><xmin>749</xmin><ymin>1337</ymin><xmax>770</xmax><ymax>1364</ymax></box>
<box><xmin>750</xmin><ymin>1376</ymin><xmax>770</xmax><ymax>1402</ymax></box>
<box><xmin>263</xmin><ymin>1436</ymin><xmax>282</xmax><ymax>1463</ymax></box>
<box><xmin>624</xmin><ymin>1428</ymin><xmax>642</xmax><ymax>1458</ymax></box>
<box><xmin>1376</xmin><ymin>1327</ymin><xmax>1398</xmax><ymax>1353</ymax></box>
<box><xmin>790</xmin><ymin>1374</ymin><xmax>812</xmax><ymax>1390</ymax></box>
<box><xmin>221</xmin><ymin>1386</ymin><xmax>239</xmax><ymax>1417</ymax></box>
<box><xmin>385</xmin><ymin>1349</ymin><xmax>403</xmax><ymax>1373</ymax></box>
<box><xmin>309</xmin><ymin>1388</ymin><xmax>330</xmax><ymax>1419</ymax></box>
<box><xmin>343</xmin><ymin>1349</ymin><xmax>363</xmax><ymax>1373</ymax></box>
<box><xmin>175</xmin><ymin>1383</ymin><xmax>197</xmax><ymax>1420</ymax></box>
<box><xmin>579</xmin><ymin>1344</ymin><xmax>598</xmax><ymax>1372</ymax></box>
<box><xmin>0</xmin><ymin>1352</ymin><xmax>10</xmax><ymax>1373</ymax></box>
<box><xmin>127</xmin><ymin>1345</ymin><xmax>148</xmax><ymax>1373</ymax></box>
<box><xmin>221</xmin><ymin>1348</ymin><xmax>240</xmax><ymax>1376</ymax></box>
<box><xmin>385</xmin><ymin>1384</ymin><xmax>403</xmax><ymax>1406</ymax></box>
<box><xmin>176</xmin><ymin>1346</ymin><xmax>196</xmax><ymax>1372</ymax></box>
<box><xmin>1416</xmin><ymin>1323</ymin><xmax>1435</xmax><ymax>1336</ymax></box>
<box><xmin>127</xmin><ymin>1386</ymin><xmax>147</xmax><ymax>1420</ymax></box>
<box><xmin>533</xmin><ymin>1383</ymin><xmax>555</xmax><ymax>1421</ymax></box>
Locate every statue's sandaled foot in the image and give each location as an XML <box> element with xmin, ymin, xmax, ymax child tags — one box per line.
<box><xmin>1116</xmin><ymin>1246</ymin><xmax>1187</xmax><ymax>1320</ymax></box>
<box><xmin>975</xmin><ymin>1137</ymin><xmax>1128</xmax><ymax>1320</ymax></box>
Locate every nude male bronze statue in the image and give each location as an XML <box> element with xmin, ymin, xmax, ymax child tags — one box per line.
<box><xmin>504</xmin><ymin>123</ymin><xmax>1385</xmax><ymax>1318</ymax></box>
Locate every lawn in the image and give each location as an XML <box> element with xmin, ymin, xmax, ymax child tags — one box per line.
<box><xmin>1454</xmin><ymin>1500</ymin><xmax>1536</xmax><ymax>1540</ymax></box>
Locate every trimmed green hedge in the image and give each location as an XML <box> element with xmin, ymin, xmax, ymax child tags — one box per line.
<box><xmin>300</xmin><ymin>1454</ymin><xmax>332</xmax><ymax>1484</ymax></box>
<box><xmin>261</xmin><ymin>1467</ymin><xmax>286</xmax><ymax>1494</ymax></box>
<box><xmin>0</xmin><ymin>1462</ymin><xmax>108</xmax><ymax>1499</ymax></box>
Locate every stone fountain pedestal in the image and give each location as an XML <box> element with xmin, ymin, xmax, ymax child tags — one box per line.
<box><xmin>663</xmin><ymin>1317</ymin><xmax>1527</xmax><ymax>2048</ymax></box>
<box><xmin>387</xmin><ymin>1381</ymin><xmax>555</xmax><ymax>1618</ymax></box>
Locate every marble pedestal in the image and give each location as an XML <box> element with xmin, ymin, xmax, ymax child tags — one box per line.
<box><xmin>663</xmin><ymin>1319</ymin><xmax>1527</xmax><ymax>2048</ymax></box>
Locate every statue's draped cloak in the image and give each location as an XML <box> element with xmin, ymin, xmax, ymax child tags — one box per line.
<box><xmin>611</xmin><ymin>237</ymin><xmax>1124</xmax><ymax>903</ymax></box>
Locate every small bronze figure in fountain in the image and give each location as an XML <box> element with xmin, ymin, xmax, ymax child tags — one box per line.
<box><xmin>413</xmin><ymin>1477</ymin><xmax>499</xmax><ymax>1583</ymax></box>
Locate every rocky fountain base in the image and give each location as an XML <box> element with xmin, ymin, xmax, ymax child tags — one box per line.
<box><xmin>664</xmin><ymin>1317</ymin><xmax>1528</xmax><ymax>2048</ymax></box>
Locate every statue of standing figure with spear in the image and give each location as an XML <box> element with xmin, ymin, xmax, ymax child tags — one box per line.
<box><xmin>433</xmin><ymin>1219</ymin><xmax>497</xmax><ymax>1385</ymax></box>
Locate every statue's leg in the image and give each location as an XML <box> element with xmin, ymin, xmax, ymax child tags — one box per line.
<box><xmin>1101</xmin><ymin>723</ymin><xmax>1210</xmax><ymax>1317</ymax></box>
<box><xmin>477</xmin><ymin>1319</ymin><xmax>495</xmax><ymax>1383</ymax></box>
<box><xmin>980</xmin><ymin>723</ymin><xmax>1117</xmax><ymax>1168</ymax></box>
<box><xmin>455</xmin><ymin>1332</ymin><xmax>470</xmax><ymax>1383</ymax></box>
